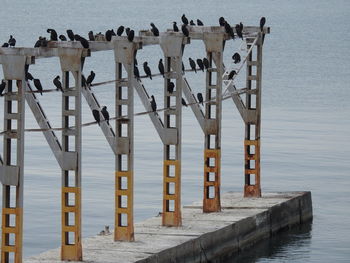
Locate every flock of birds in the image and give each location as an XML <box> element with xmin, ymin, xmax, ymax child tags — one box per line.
<box><xmin>0</xmin><ymin>15</ymin><xmax>267</xmax><ymax>126</ymax></box>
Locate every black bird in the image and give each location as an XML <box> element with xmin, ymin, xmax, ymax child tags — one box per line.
<box><xmin>111</xmin><ymin>29</ymin><xmax>116</xmax><ymax>36</ymax></box>
<box><xmin>34</xmin><ymin>37</ymin><xmax>48</xmax><ymax>48</ymax></box>
<box><xmin>82</xmin><ymin>74</ymin><xmax>87</xmax><ymax>87</ymax></box>
<box><xmin>66</xmin><ymin>29</ymin><xmax>75</xmax><ymax>41</ymax></box>
<box><xmin>150</xmin><ymin>23</ymin><xmax>159</xmax><ymax>37</ymax></box>
<box><xmin>47</xmin><ymin>29</ymin><xmax>58</xmax><ymax>41</ymax></box>
<box><xmin>53</xmin><ymin>76</ymin><xmax>63</xmax><ymax>92</ymax></box>
<box><xmin>197</xmin><ymin>19</ymin><xmax>204</xmax><ymax>26</ymax></box>
<box><xmin>189</xmin><ymin>58</ymin><xmax>197</xmax><ymax>73</ymax></box>
<box><xmin>92</xmin><ymin>109</ymin><xmax>100</xmax><ymax>125</ymax></box>
<box><xmin>196</xmin><ymin>59</ymin><xmax>204</xmax><ymax>71</ymax></box>
<box><xmin>0</xmin><ymin>80</ymin><xmax>6</xmax><ymax>96</ymax></box>
<box><xmin>127</xmin><ymin>30</ymin><xmax>134</xmax><ymax>42</ymax></box>
<box><xmin>125</xmin><ymin>27</ymin><xmax>130</xmax><ymax>36</ymax></box>
<box><xmin>190</xmin><ymin>20</ymin><xmax>195</xmax><ymax>26</ymax></box>
<box><xmin>181</xmin><ymin>98</ymin><xmax>188</xmax><ymax>107</ymax></box>
<box><xmin>33</xmin><ymin>79</ymin><xmax>43</xmax><ymax>95</ymax></box>
<box><xmin>117</xmin><ymin>26</ymin><xmax>124</xmax><ymax>36</ymax></box>
<box><xmin>101</xmin><ymin>106</ymin><xmax>110</xmax><ymax>124</ymax></box>
<box><xmin>59</xmin><ymin>35</ymin><xmax>67</xmax><ymax>41</ymax></box>
<box><xmin>167</xmin><ymin>81</ymin><xmax>175</xmax><ymax>94</ymax></box>
<box><xmin>235</xmin><ymin>24</ymin><xmax>243</xmax><ymax>40</ymax></box>
<box><xmin>2</xmin><ymin>43</ymin><xmax>9</xmax><ymax>47</ymax></box>
<box><xmin>228</xmin><ymin>70</ymin><xmax>236</xmax><ymax>80</ymax></box>
<box><xmin>203</xmin><ymin>57</ymin><xmax>209</xmax><ymax>69</ymax></box>
<box><xmin>105</xmin><ymin>30</ymin><xmax>112</xmax><ymax>41</ymax></box>
<box><xmin>219</xmin><ymin>17</ymin><xmax>226</xmax><ymax>26</ymax></box>
<box><xmin>260</xmin><ymin>17</ymin><xmax>266</xmax><ymax>31</ymax></box>
<box><xmin>181</xmin><ymin>14</ymin><xmax>189</xmax><ymax>25</ymax></box>
<box><xmin>134</xmin><ymin>65</ymin><xmax>140</xmax><ymax>80</ymax></box>
<box><xmin>232</xmin><ymin>53</ymin><xmax>241</xmax><ymax>64</ymax></box>
<box><xmin>26</xmin><ymin>72</ymin><xmax>34</xmax><ymax>81</ymax></box>
<box><xmin>88</xmin><ymin>31</ymin><xmax>95</xmax><ymax>41</ymax></box>
<box><xmin>8</xmin><ymin>35</ymin><xmax>16</xmax><ymax>47</ymax></box>
<box><xmin>197</xmin><ymin>92</ymin><xmax>204</xmax><ymax>105</ymax></box>
<box><xmin>239</xmin><ymin>22</ymin><xmax>244</xmax><ymax>31</ymax></box>
<box><xmin>86</xmin><ymin>71</ymin><xmax>95</xmax><ymax>85</ymax></box>
<box><xmin>224</xmin><ymin>21</ymin><xmax>235</xmax><ymax>39</ymax></box>
<box><xmin>158</xmin><ymin>59</ymin><xmax>165</xmax><ymax>77</ymax></box>
<box><xmin>143</xmin><ymin>62</ymin><xmax>152</xmax><ymax>80</ymax></box>
<box><xmin>173</xmin><ymin>22</ymin><xmax>179</xmax><ymax>32</ymax></box>
<box><xmin>150</xmin><ymin>95</ymin><xmax>157</xmax><ymax>112</ymax></box>
<box><xmin>181</xmin><ymin>24</ymin><xmax>189</xmax><ymax>37</ymax></box>
<box><xmin>34</xmin><ymin>38</ymin><xmax>42</xmax><ymax>48</ymax></box>
<box><xmin>74</xmin><ymin>34</ymin><xmax>89</xmax><ymax>48</ymax></box>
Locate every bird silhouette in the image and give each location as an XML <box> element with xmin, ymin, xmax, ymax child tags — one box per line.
<box><xmin>173</xmin><ymin>22</ymin><xmax>179</xmax><ymax>32</ymax></box>
<box><xmin>228</xmin><ymin>70</ymin><xmax>236</xmax><ymax>80</ymax></box>
<box><xmin>0</xmin><ymin>80</ymin><xmax>6</xmax><ymax>96</ymax></box>
<box><xmin>53</xmin><ymin>76</ymin><xmax>63</xmax><ymax>92</ymax></box>
<box><xmin>33</xmin><ymin>79</ymin><xmax>43</xmax><ymax>95</ymax></box>
<box><xmin>117</xmin><ymin>26</ymin><xmax>124</xmax><ymax>36</ymax></box>
<box><xmin>88</xmin><ymin>31</ymin><xmax>95</xmax><ymax>41</ymax></box>
<box><xmin>150</xmin><ymin>95</ymin><xmax>157</xmax><ymax>112</ymax></box>
<box><xmin>47</xmin><ymin>29</ymin><xmax>58</xmax><ymax>41</ymax></box>
<box><xmin>127</xmin><ymin>30</ymin><xmax>135</xmax><ymax>42</ymax></box>
<box><xmin>2</xmin><ymin>43</ymin><xmax>9</xmax><ymax>47</ymax></box>
<box><xmin>150</xmin><ymin>23</ymin><xmax>159</xmax><ymax>36</ymax></box>
<box><xmin>81</xmin><ymin>75</ymin><xmax>87</xmax><ymax>87</ymax></box>
<box><xmin>125</xmin><ymin>27</ymin><xmax>130</xmax><ymax>36</ymax></box>
<box><xmin>203</xmin><ymin>58</ymin><xmax>209</xmax><ymax>69</ymax></box>
<box><xmin>181</xmin><ymin>14</ymin><xmax>189</xmax><ymax>25</ymax></box>
<box><xmin>235</xmin><ymin>24</ymin><xmax>243</xmax><ymax>40</ymax></box>
<box><xmin>167</xmin><ymin>81</ymin><xmax>175</xmax><ymax>94</ymax></box>
<box><xmin>101</xmin><ymin>106</ymin><xmax>110</xmax><ymax>125</ymax></box>
<box><xmin>74</xmin><ymin>34</ymin><xmax>89</xmax><ymax>48</ymax></box>
<box><xmin>197</xmin><ymin>93</ymin><xmax>204</xmax><ymax>105</ymax></box>
<box><xmin>196</xmin><ymin>59</ymin><xmax>204</xmax><ymax>72</ymax></box>
<box><xmin>143</xmin><ymin>62</ymin><xmax>152</xmax><ymax>80</ymax></box>
<box><xmin>86</xmin><ymin>71</ymin><xmax>95</xmax><ymax>85</ymax></box>
<box><xmin>181</xmin><ymin>98</ymin><xmax>188</xmax><ymax>107</ymax></box>
<box><xmin>224</xmin><ymin>21</ymin><xmax>235</xmax><ymax>39</ymax></box>
<box><xmin>190</xmin><ymin>20</ymin><xmax>195</xmax><ymax>26</ymax></box>
<box><xmin>181</xmin><ymin>24</ymin><xmax>189</xmax><ymax>37</ymax></box>
<box><xmin>189</xmin><ymin>58</ymin><xmax>197</xmax><ymax>73</ymax></box>
<box><xmin>92</xmin><ymin>109</ymin><xmax>100</xmax><ymax>125</ymax></box>
<box><xmin>105</xmin><ymin>30</ymin><xmax>112</xmax><ymax>41</ymax></box>
<box><xmin>260</xmin><ymin>17</ymin><xmax>266</xmax><ymax>31</ymax></box>
<box><xmin>8</xmin><ymin>35</ymin><xmax>16</xmax><ymax>47</ymax></box>
<box><xmin>134</xmin><ymin>65</ymin><xmax>140</xmax><ymax>80</ymax></box>
<box><xmin>26</xmin><ymin>72</ymin><xmax>34</xmax><ymax>81</ymax></box>
<box><xmin>197</xmin><ymin>19</ymin><xmax>204</xmax><ymax>26</ymax></box>
<box><xmin>158</xmin><ymin>59</ymin><xmax>165</xmax><ymax>77</ymax></box>
<box><xmin>59</xmin><ymin>35</ymin><xmax>67</xmax><ymax>41</ymax></box>
<box><xmin>232</xmin><ymin>53</ymin><xmax>241</xmax><ymax>64</ymax></box>
<box><xmin>66</xmin><ymin>30</ymin><xmax>75</xmax><ymax>41</ymax></box>
<box><xmin>219</xmin><ymin>17</ymin><xmax>226</xmax><ymax>26</ymax></box>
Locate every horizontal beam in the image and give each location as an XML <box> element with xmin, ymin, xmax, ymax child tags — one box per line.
<box><xmin>0</xmin><ymin>47</ymin><xmax>89</xmax><ymax>59</ymax></box>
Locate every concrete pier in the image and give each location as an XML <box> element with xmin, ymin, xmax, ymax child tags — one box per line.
<box><xmin>25</xmin><ymin>192</ymin><xmax>312</xmax><ymax>263</ymax></box>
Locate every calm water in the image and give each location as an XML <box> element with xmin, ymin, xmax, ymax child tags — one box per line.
<box><xmin>1</xmin><ymin>0</ymin><xmax>350</xmax><ymax>261</ymax></box>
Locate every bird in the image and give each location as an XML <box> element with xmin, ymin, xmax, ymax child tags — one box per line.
<box><xmin>181</xmin><ymin>14</ymin><xmax>189</xmax><ymax>25</ymax></box>
<box><xmin>134</xmin><ymin>65</ymin><xmax>140</xmax><ymax>80</ymax></box>
<box><xmin>197</xmin><ymin>93</ymin><xmax>204</xmax><ymax>105</ymax></box>
<box><xmin>125</xmin><ymin>27</ymin><xmax>130</xmax><ymax>36</ymax></box>
<box><xmin>158</xmin><ymin>59</ymin><xmax>165</xmax><ymax>77</ymax></box>
<box><xmin>47</xmin><ymin>29</ymin><xmax>58</xmax><ymax>41</ymax></box>
<box><xmin>167</xmin><ymin>81</ymin><xmax>175</xmax><ymax>94</ymax></box>
<box><xmin>143</xmin><ymin>62</ymin><xmax>152</xmax><ymax>80</ymax></box>
<box><xmin>110</xmin><ymin>29</ymin><xmax>116</xmax><ymax>36</ymax></box>
<box><xmin>0</xmin><ymin>80</ymin><xmax>6</xmax><ymax>96</ymax></box>
<box><xmin>86</xmin><ymin>71</ymin><xmax>95</xmax><ymax>85</ymax></box>
<box><xmin>92</xmin><ymin>109</ymin><xmax>100</xmax><ymax>125</ymax></box>
<box><xmin>127</xmin><ymin>30</ymin><xmax>134</xmax><ymax>42</ymax></box>
<box><xmin>196</xmin><ymin>59</ymin><xmax>204</xmax><ymax>71</ymax></box>
<box><xmin>101</xmin><ymin>106</ymin><xmax>110</xmax><ymax>125</ymax></box>
<box><xmin>88</xmin><ymin>31</ymin><xmax>95</xmax><ymax>41</ymax></box>
<box><xmin>34</xmin><ymin>38</ymin><xmax>42</xmax><ymax>48</ymax></box>
<box><xmin>239</xmin><ymin>22</ymin><xmax>244</xmax><ymax>31</ymax></box>
<box><xmin>197</xmin><ymin>19</ymin><xmax>204</xmax><ymax>26</ymax></box>
<box><xmin>232</xmin><ymin>53</ymin><xmax>241</xmax><ymax>64</ymax></box>
<box><xmin>8</xmin><ymin>35</ymin><xmax>16</xmax><ymax>47</ymax></box>
<box><xmin>2</xmin><ymin>43</ymin><xmax>9</xmax><ymax>47</ymax></box>
<box><xmin>181</xmin><ymin>98</ymin><xmax>188</xmax><ymax>107</ymax></box>
<box><xmin>189</xmin><ymin>58</ymin><xmax>197</xmax><ymax>73</ymax></box>
<box><xmin>33</xmin><ymin>79</ymin><xmax>43</xmax><ymax>95</ymax></box>
<box><xmin>224</xmin><ymin>21</ymin><xmax>235</xmax><ymax>39</ymax></box>
<box><xmin>117</xmin><ymin>26</ymin><xmax>124</xmax><ymax>36</ymax></box>
<box><xmin>219</xmin><ymin>17</ymin><xmax>226</xmax><ymax>26</ymax></box>
<box><xmin>173</xmin><ymin>22</ymin><xmax>179</xmax><ymax>32</ymax></box>
<box><xmin>26</xmin><ymin>72</ymin><xmax>34</xmax><ymax>81</ymax></box>
<box><xmin>34</xmin><ymin>37</ymin><xmax>48</xmax><ymax>48</ymax></box>
<box><xmin>181</xmin><ymin>24</ymin><xmax>189</xmax><ymax>37</ymax></box>
<box><xmin>235</xmin><ymin>24</ymin><xmax>243</xmax><ymax>40</ymax></box>
<box><xmin>203</xmin><ymin>57</ymin><xmax>209</xmax><ymax>69</ymax></box>
<box><xmin>75</xmin><ymin>34</ymin><xmax>89</xmax><ymax>48</ymax></box>
<box><xmin>260</xmin><ymin>17</ymin><xmax>266</xmax><ymax>31</ymax></box>
<box><xmin>81</xmin><ymin>74</ymin><xmax>87</xmax><ymax>87</ymax></box>
<box><xmin>59</xmin><ymin>35</ymin><xmax>67</xmax><ymax>41</ymax></box>
<box><xmin>53</xmin><ymin>76</ymin><xmax>63</xmax><ymax>92</ymax></box>
<box><xmin>150</xmin><ymin>23</ymin><xmax>159</xmax><ymax>37</ymax></box>
<box><xmin>190</xmin><ymin>20</ymin><xmax>196</xmax><ymax>26</ymax></box>
<box><xmin>66</xmin><ymin>29</ymin><xmax>75</xmax><ymax>41</ymax></box>
<box><xmin>105</xmin><ymin>30</ymin><xmax>112</xmax><ymax>41</ymax></box>
<box><xmin>150</xmin><ymin>95</ymin><xmax>157</xmax><ymax>112</ymax></box>
<box><xmin>228</xmin><ymin>70</ymin><xmax>236</xmax><ymax>80</ymax></box>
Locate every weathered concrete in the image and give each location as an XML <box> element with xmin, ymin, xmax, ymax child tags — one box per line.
<box><xmin>25</xmin><ymin>192</ymin><xmax>312</xmax><ymax>263</ymax></box>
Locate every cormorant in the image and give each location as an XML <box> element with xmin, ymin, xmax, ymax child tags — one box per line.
<box><xmin>2</xmin><ymin>43</ymin><xmax>9</xmax><ymax>47</ymax></box>
<box><xmin>197</xmin><ymin>92</ymin><xmax>204</xmax><ymax>105</ymax></box>
<box><xmin>190</xmin><ymin>20</ymin><xmax>195</xmax><ymax>26</ymax></box>
<box><xmin>158</xmin><ymin>59</ymin><xmax>165</xmax><ymax>77</ymax></box>
<box><xmin>228</xmin><ymin>70</ymin><xmax>236</xmax><ymax>80</ymax></box>
<box><xmin>125</xmin><ymin>27</ymin><xmax>130</xmax><ymax>36</ymax></box>
<box><xmin>224</xmin><ymin>21</ymin><xmax>235</xmax><ymax>39</ymax></box>
<box><xmin>219</xmin><ymin>17</ymin><xmax>226</xmax><ymax>26</ymax></box>
<box><xmin>189</xmin><ymin>58</ymin><xmax>197</xmax><ymax>73</ymax></box>
<box><xmin>53</xmin><ymin>76</ymin><xmax>63</xmax><ymax>92</ymax></box>
<box><xmin>181</xmin><ymin>24</ymin><xmax>189</xmax><ymax>37</ymax></box>
<box><xmin>47</xmin><ymin>29</ymin><xmax>58</xmax><ymax>41</ymax></box>
<box><xmin>92</xmin><ymin>109</ymin><xmax>100</xmax><ymax>125</ymax></box>
<box><xmin>150</xmin><ymin>23</ymin><xmax>159</xmax><ymax>37</ymax></box>
<box><xmin>239</xmin><ymin>22</ymin><xmax>244</xmax><ymax>31</ymax></box>
<box><xmin>260</xmin><ymin>17</ymin><xmax>266</xmax><ymax>31</ymax></box>
<box><xmin>88</xmin><ymin>31</ymin><xmax>95</xmax><ymax>41</ymax></box>
<box><xmin>8</xmin><ymin>35</ymin><xmax>16</xmax><ymax>47</ymax></box>
<box><xmin>127</xmin><ymin>30</ymin><xmax>134</xmax><ymax>42</ymax></box>
<box><xmin>173</xmin><ymin>22</ymin><xmax>179</xmax><ymax>32</ymax></box>
<box><xmin>150</xmin><ymin>95</ymin><xmax>157</xmax><ymax>112</ymax></box>
<box><xmin>134</xmin><ymin>65</ymin><xmax>140</xmax><ymax>80</ymax></box>
<box><xmin>235</xmin><ymin>24</ymin><xmax>243</xmax><ymax>40</ymax></box>
<box><xmin>26</xmin><ymin>72</ymin><xmax>34</xmax><ymax>81</ymax></box>
<box><xmin>203</xmin><ymin>57</ymin><xmax>209</xmax><ymax>69</ymax></box>
<box><xmin>59</xmin><ymin>35</ymin><xmax>67</xmax><ymax>41</ymax></box>
<box><xmin>66</xmin><ymin>29</ymin><xmax>75</xmax><ymax>41</ymax></box>
<box><xmin>105</xmin><ymin>30</ymin><xmax>112</xmax><ymax>41</ymax></box>
<box><xmin>41</xmin><ymin>37</ymin><xmax>48</xmax><ymax>47</ymax></box>
<box><xmin>167</xmin><ymin>81</ymin><xmax>175</xmax><ymax>94</ymax></box>
<box><xmin>33</xmin><ymin>79</ymin><xmax>43</xmax><ymax>95</ymax></box>
<box><xmin>143</xmin><ymin>62</ymin><xmax>152</xmax><ymax>80</ymax></box>
<box><xmin>0</xmin><ymin>80</ymin><xmax>6</xmax><ymax>96</ymax></box>
<box><xmin>232</xmin><ymin>53</ymin><xmax>241</xmax><ymax>64</ymax></box>
<box><xmin>197</xmin><ymin>19</ymin><xmax>204</xmax><ymax>26</ymax></box>
<box><xmin>196</xmin><ymin>59</ymin><xmax>204</xmax><ymax>71</ymax></box>
<box><xmin>74</xmin><ymin>34</ymin><xmax>89</xmax><ymax>48</ymax></box>
<box><xmin>181</xmin><ymin>14</ymin><xmax>189</xmax><ymax>25</ymax></box>
<box><xmin>181</xmin><ymin>98</ymin><xmax>188</xmax><ymax>107</ymax></box>
<box><xmin>34</xmin><ymin>38</ymin><xmax>42</xmax><ymax>48</ymax></box>
<box><xmin>111</xmin><ymin>29</ymin><xmax>116</xmax><ymax>36</ymax></box>
<box><xmin>86</xmin><ymin>71</ymin><xmax>95</xmax><ymax>85</ymax></box>
<box><xmin>101</xmin><ymin>106</ymin><xmax>110</xmax><ymax>124</ymax></box>
<box><xmin>117</xmin><ymin>26</ymin><xmax>124</xmax><ymax>36</ymax></box>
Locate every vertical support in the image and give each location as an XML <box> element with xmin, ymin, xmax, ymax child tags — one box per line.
<box><xmin>244</xmin><ymin>34</ymin><xmax>263</xmax><ymax>197</ymax></box>
<box><xmin>114</xmin><ymin>40</ymin><xmax>139</xmax><ymax>241</ymax></box>
<box><xmin>160</xmin><ymin>34</ymin><xmax>185</xmax><ymax>226</ymax></box>
<box><xmin>59</xmin><ymin>49</ymin><xmax>83</xmax><ymax>260</ymax></box>
<box><xmin>0</xmin><ymin>55</ymin><xmax>27</xmax><ymax>263</ymax></box>
<box><xmin>202</xmin><ymin>34</ymin><xmax>224</xmax><ymax>212</ymax></box>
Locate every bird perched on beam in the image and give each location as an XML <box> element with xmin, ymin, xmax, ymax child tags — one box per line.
<box><xmin>0</xmin><ymin>80</ymin><xmax>6</xmax><ymax>96</ymax></box>
<box><xmin>117</xmin><ymin>26</ymin><xmax>124</xmax><ymax>36</ymax></box>
<box><xmin>235</xmin><ymin>24</ymin><xmax>243</xmax><ymax>40</ymax></box>
<box><xmin>181</xmin><ymin>14</ymin><xmax>189</xmax><ymax>25</ymax></box>
<box><xmin>127</xmin><ymin>30</ymin><xmax>135</xmax><ymax>42</ymax></box>
<box><xmin>190</xmin><ymin>20</ymin><xmax>195</xmax><ymax>26</ymax></box>
<box><xmin>101</xmin><ymin>106</ymin><xmax>110</xmax><ymax>125</ymax></box>
<box><xmin>203</xmin><ymin>57</ymin><xmax>209</xmax><ymax>69</ymax></box>
<box><xmin>2</xmin><ymin>43</ymin><xmax>9</xmax><ymax>47</ymax></box>
<box><xmin>150</xmin><ymin>95</ymin><xmax>157</xmax><ymax>112</ymax></box>
<box><xmin>86</xmin><ymin>71</ymin><xmax>95</xmax><ymax>86</ymax></box>
<box><xmin>173</xmin><ymin>22</ymin><xmax>179</xmax><ymax>32</ymax></box>
<box><xmin>88</xmin><ymin>31</ymin><xmax>95</xmax><ymax>41</ymax></box>
<box><xmin>105</xmin><ymin>29</ymin><xmax>112</xmax><ymax>41</ymax></box>
<box><xmin>181</xmin><ymin>98</ymin><xmax>188</xmax><ymax>107</ymax></box>
<box><xmin>134</xmin><ymin>65</ymin><xmax>140</xmax><ymax>80</ymax></box>
<box><xmin>224</xmin><ymin>21</ymin><xmax>235</xmax><ymax>39</ymax></box>
<box><xmin>92</xmin><ymin>109</ymin><xmax>100</xmax><ymax>125</ymax></box>
<box><xmin>8</xmin><ymin>35</ymin><xmax>16</xmax><ymax>47</ymax></box>
<box><xmin>47</xmin><ymin>29</ymin><xmax>58</xmax><ymax>41</ymax></box>
<box><xmin>181</xmin><ymin>24</ymin><xmax>189</xmax><ymax>37</ymax></box>
<box><xmin>260</xmin><ymin>17</ymin><xmax>266</xmax><ymax>31</ymax></box>
<box><xmin>228</xmin><ymin>70</ymin><xmax>236</xmax><ymax>80</ymax></box>
<box><xmin>143</xmin><ymin>62</ymin><xmax>152</xmax><ymax>80</ymax></box>
<box><xmin>81</xmin><ymin>75</ymin><xmax>87</xmax><ymax>88</ymax></box>
<box><xmin>33</xmin><ymin>79</ymin><xmax>43</xmax><ymax>95</ymax></box>
<box><xmin>53</xmin><ymin>76</ymin><xmax>63</xmax><ymax>92</ymax></box>
<box><xmin>66</xmin><ymin>29</ymin><xmax>75</xmax><ymax>41</ymax></box>
<box><xmin>125</xmin><ymin>27</ymin><xmax>130</xmax><ymax>36</ymax></box>
<box><xmin>219</xmin><ymin>17</ymin><xmax>226</xmax><ymax>26</ymax></box>
<box><xmin>197</xmin><ymin>19</ymin><xmax>204</xmax><ymax>26</ymax></box>
<box><xmin>197</xmin><ymin>93</ymin><xmax>204</xmax><ymax>106</ymax></box>
<box><xmin>74</xmin><ymin>34</ymin><xmax>89</xmax><ymax>48</ymax></box>
<box><xmin>189</xmin><ymin>58</ymin><xmax>197</xmax><ymax>73</ymax></box>
<box><xmin>158</xmin><ymin>59</ymin><xmax>165</xmax><ymax>77</ymax></box>
<box><xmin>59</xmin><ymin>35</ymin><xmax>67</xmax><ymax>41</ymax></box>
<box><xmin>167</xmin><ymin>81</ymin><xmax>175</xmax><ymax>94</ymax></box>
<box><xmin>196</xmin><ymin>59</ymin><xmax>204</xmax><ymax>72</ymax></box>
<box><xmin>232</xmin><ymin>53</ymin><xmax>241</xmax><ymax>64</ymax></box>
<box><xmin>150</xmin><ymin>23</ymin><xmax>159</xmax><ymax>37</ymax></box>
<box><xmin>26</xmin><ymin>72</ymin><xmax>34</xmax><ymax>81</ymax></box>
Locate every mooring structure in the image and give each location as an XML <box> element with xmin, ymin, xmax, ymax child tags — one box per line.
<box><xmin>0</xmin><ymin>24</ymin><xmax>269</xmax><ymax>262</ymax></box>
